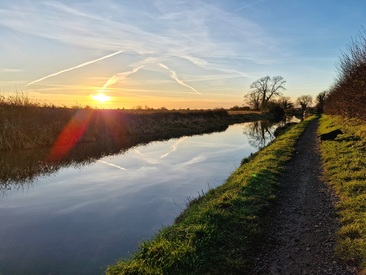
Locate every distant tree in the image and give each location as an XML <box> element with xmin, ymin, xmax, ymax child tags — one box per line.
<box><xmin>277</xmin><ymin>96</ymin><xmax>294</xmax><ymax>111</ymax></box>
<box><xmin>296</xmin><ymin>95</ymin><xmax>313</xmax><ymax>111</ymax></box>
<box><xmin>316</xmin><ymin>91</ymin><xmax>328</xmax><ymax>114</ymax></box>
<box><xmin>247</xmin><ymin>76</ymin><xmax>286</xmax><ymax>109</ymax></box>
<box><xmin>244</xmin><ymin>91</ymin><xmax>261</xmax><ymax>110</ymax></box>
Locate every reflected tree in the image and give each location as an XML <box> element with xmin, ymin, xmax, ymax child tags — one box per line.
<box><xmin>243</xmin><ymin>120</ymin><xmax>276</xmax><ymax>149</ymax></box>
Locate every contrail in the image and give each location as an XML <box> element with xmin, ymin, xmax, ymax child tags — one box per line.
<box><xmin>26</xmin><ymin>50</ymin><xmax>124</xmax><ymax>86</ymax></box>
<box><xmin>159</xmin><ymin>63</ymin><xmax>201</xmax><ymax>95</ymax></box>
<box><xmin>101</xmin><ymin>65</ymin><xmax>144</xmax><ymax>90</ymax></box>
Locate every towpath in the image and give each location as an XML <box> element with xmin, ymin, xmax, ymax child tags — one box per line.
<box><xmin>253</xmin><ymin>119</ymin><xmax>355</xmax><ymax>274</ymax></box>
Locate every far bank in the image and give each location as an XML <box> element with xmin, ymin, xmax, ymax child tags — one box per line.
<box><xmin>0</xmin><ymin>104</ymin><xmax>274</xmax><ymax>151</ymax></box>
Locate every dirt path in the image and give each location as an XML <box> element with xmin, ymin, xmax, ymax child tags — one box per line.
<box><xmin>253</xmin><ymin>119</ymin><xmax>355</xmax><ymax>274</ymax></box>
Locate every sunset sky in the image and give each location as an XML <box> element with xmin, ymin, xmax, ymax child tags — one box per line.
<box><xmin>1</xmin><ymin>0</ymin><xmax>366</xmax><ymax>109</ymax></box>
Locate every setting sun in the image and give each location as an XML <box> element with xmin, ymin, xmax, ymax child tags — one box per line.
<box><xmin>92</xmin><ymin>93</ymin><xmax>111</xmax><ymax>103</ymax></box>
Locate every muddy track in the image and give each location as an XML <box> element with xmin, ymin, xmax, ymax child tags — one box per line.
<box><xmin>253</xmin><ymin>119</ymin><xmax>355</xmax><ymax>274</ymax></box>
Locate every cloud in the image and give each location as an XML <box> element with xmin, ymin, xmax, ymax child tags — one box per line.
<box><xmin>26</xmin><ymin>50</ymin><xmax>124</xmax><ymax>86</ymax></box>
<box><xmin>101</xmin><ymin>65</ymin><xmax>144</xmax><ymax>90</ymax></box>
<box><xmin>158</xmin><ymin>63</ymin><xmax>201</xmax><ymax>95</ymax></box>
<box><xmin>0</xmin><ymin>68</ymin><xmax>24</xmax><ymax>73</ymax></box>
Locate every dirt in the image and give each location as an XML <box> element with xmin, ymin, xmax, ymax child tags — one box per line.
<box><xmin>253</xmin><ymin>119</ymin><xmax>357</xmax><ymax>274</ymax></box>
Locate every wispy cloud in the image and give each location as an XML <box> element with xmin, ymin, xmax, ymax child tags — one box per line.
<box><xmin>26</xmin><ymin>50</ymin><xmax>124</xmax><ymax>86</ymax></box>
<box><xmin>101</xmin><ymin>65</ymin><xmax>144</xmax><ymax>90</ymax></box>
<box><xmin>158</xmin><ymin>63</ymin><xmax>201</xmax><ymax>95</ymax></box>
<box><xmin>0</xmin><ymin>68</ymin><xmax>24</xmax><ymax>73</ymax></box>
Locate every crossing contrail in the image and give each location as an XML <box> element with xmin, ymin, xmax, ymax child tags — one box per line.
<box><xmin>101</xmin><ymin>65</ymin><xmax>144</xmax><ymax>90</ymax></box>
<box><xmin>26</xmin><ymin>50</ymin><xmax>124</xmax><ymax>86</ymax></box>
<box><xmin>159</xmin><ymin>63</ymin><xmax>201</xmax><ymax>95</ymax></box>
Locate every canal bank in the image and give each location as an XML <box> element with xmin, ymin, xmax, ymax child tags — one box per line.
<box><xmin>106</xmin><ymin>117</ymin><xmax>315</xmax><ymax>274</ymax></box>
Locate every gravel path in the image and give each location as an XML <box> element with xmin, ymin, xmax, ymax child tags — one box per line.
<box><xmin>253</xmin><ymin>119</ymin><xmax>355</xmax><ymax>274</ymax></box>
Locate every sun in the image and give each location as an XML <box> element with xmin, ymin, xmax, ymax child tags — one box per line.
<box><xmin>92</xmin><ymin>92</ymin><xmax>111</xmax><ymax>103</ymax></box>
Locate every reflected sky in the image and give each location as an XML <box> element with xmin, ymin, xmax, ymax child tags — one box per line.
<box><xmin>0</xmin><ymin>122</ymin><xmax>275</xmax><ymax>274</ymax></box>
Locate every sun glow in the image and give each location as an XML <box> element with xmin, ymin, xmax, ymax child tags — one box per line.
<box><xmin>92</xmin><ymin>92</ymin><xmax>111</xmax><ymax>103</ymax></box>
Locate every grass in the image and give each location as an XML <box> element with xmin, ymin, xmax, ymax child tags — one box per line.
<box><xmin>318</xmin><ymin>115</ymin><xmax>366</xmax><ymax>271</ymax></box>
<box><xmin>0</xmin><ymin>93</ymin><xmax>268</xmax><ymax>151</ymax></box>
<box><xmin>106</xmin><ymin>117</ymin><xmax>315</xmax><ymax>274</ymax></box>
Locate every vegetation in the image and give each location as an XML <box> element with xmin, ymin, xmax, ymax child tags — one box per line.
<box><xmin>324</xmin><ymin>29</ymin><xmax>366</xmax><ymax>120</ymax></box>
<box><xmin>318</xmin><ymin>115</ymin><xmax>366</xmax><ymax>271</ymax></box>
<box><xmin>106</xmin><ymin>117</ymin><xmax>314</xmax><ymax>274</ymax></box>
<box><xmin>296</xmin><ymin>95</ymin><xmax>313</xmax><ymax>112</ymax></box>
<box><xmin>315</xmin><ymin>91</ymin><xmax>328</xmax><ymax>114</ymax></box>
<box><xmin>244</xmin><ymin>75</ymin><xmax>286</xmax><ymax>110</ymax></box>
<box><xmin>0</xmin><ymin>94</ymin><xmax>270</xmax><ymax>152</ymax></box>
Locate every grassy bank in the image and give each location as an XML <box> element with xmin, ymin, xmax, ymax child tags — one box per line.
<box><xmin>106</xmin><ymin>117</ymin><xmax>314</xmax><ymax>274</ymax></box>
<box><xmin>0</xmin><ymin>98</ymin><xmax>269</xmax><ymax>151</ymax></box>
<box><xmin>318</xmin><ymin>115</ymin><xmax>366</xmax><ymax>271</ymax></box>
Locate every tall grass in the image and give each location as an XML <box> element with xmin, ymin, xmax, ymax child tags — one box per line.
<box><xmin>318</xmin><ymin>115</ymin><xmax>366</xmax><ymax>271</ymax></box>
<box><xmin>106</xmin><ymin>117</ymin><xmax>315</xmax><ymax>274</ymax></box>
<box><xmin>0</xmin><ymin>93</ymin><xmax>273</xmax><ymax>151</ymax></box>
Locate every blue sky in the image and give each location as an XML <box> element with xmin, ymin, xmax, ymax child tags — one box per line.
<box><xmin>1</xmin><ymin>0</ymin><xmax>365</xmax><ymax>109</ymax></box>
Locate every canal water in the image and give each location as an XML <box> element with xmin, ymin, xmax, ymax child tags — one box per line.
<box><xmin>0</xmin><ymin>121</ymin><xmax>278</xmax><ymax>274</ymax></box>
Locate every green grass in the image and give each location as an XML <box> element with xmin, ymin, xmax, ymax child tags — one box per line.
<box><xmin>318</xmin><ymin>115</ymin><xmax>366</xmax><ymax>271</ymax></box>
<box><xmin>106</xmin><ymin>117</ymin><xmax>315</xmax><ymax>275</ymax></box>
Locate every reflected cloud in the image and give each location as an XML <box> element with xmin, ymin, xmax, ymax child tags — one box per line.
<box><xmin>179</xmin><ymin>155</ymin><xmax>207</xmax><ymax>167</ymax></box>
<box><xmin>133</xmin><ymin>149</ymin><xmax>161</xmax><ymax>165</ymax></box>
<box><xmin>98</xmin><ymin>160</ymin><xmax>127</xmax><ymax>171</ymax></box>
<box><xmin>160</xmin><ymin>137</ymin><xmax>188</xmax><ymax>159</ymax></box>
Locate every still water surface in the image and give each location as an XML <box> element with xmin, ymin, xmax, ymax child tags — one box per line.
<box><xmin>0</xmin><ymin>121</ymin><xmax>277</xmax><ymax>274</ymax></box>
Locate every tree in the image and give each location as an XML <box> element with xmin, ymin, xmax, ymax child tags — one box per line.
<box><xmin>244</xmin><ymin>91</ymin><xmax>261</xmax><ymax>110</ymax></box>
<box><xmin>316</xmin><ymin>91</ymin><xmax>328</xmax><ymax>113</ymax></box>
<box><xmin>247</xmin><ymin>76</ymin><xmax>286</xmax><ymax>109</ymax></box>
<box><xmin>277</xmin><ymin>96</ymin><xmax>294</xmax><ymax>111</ymax></box>
<box><xmin>296</xmin><ymin>95</ymin><xmax>312</xmax><ymax>111</ymax></box>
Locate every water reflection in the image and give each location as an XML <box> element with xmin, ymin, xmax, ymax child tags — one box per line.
<box><xmin>1</xmin><ymin>125</ymin><xmax>229</xmax><ymax>192</ymax></box>
<box><xmin>243</xmin><ymin>120</ymin><xmax>276</xmax><ymax>149</ymax></box>
<box><xmin>0</xmin><ymin>121</ymin><xmax>284</xmax><ymax>274</ymax></box>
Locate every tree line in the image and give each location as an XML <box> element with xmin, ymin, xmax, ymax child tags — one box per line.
<box><xmin>243</xmin><ymin>75</ymin><xmax>324</xmax><ymax>117</ymax></box>
<box><xmin>323</xmin><ymin>29</ymin><xmax>366</xmax><ymax>120</ymax></box>
<box><xmin>244</xmin><ymin>30</ymin><xmax>366</xmax><ymax>119</ymax></box>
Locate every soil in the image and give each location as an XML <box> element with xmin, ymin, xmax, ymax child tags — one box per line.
<box><xmin>253</xmin><ymin>119</ymin><xmax>357</xmax><ymax>274</ymax></box>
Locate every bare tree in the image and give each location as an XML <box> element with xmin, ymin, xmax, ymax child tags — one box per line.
<box><xmin>248</xmin><ymin>76</ymin><xmax>286</xmax><ymax>109</ymax></box>
<box><xmin>296</xmin><ymin>95</ymin><xmax>313</xmax><ymax>111</ymax></box>
<box><xmin>244</xmin><ymin>91</ymin><xmax>261</xmax><ymax>110</ymax></box>
<box><xmin>277</xmin><ymin>96</ymin><xmax>294</xmax><ymax>111</ymax></box>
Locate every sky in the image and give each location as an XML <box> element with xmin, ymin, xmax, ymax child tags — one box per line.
<box><xmin>1</xmin><ymin>0</ymin><xmax>366</xmax><ymax>109</ymax></box>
